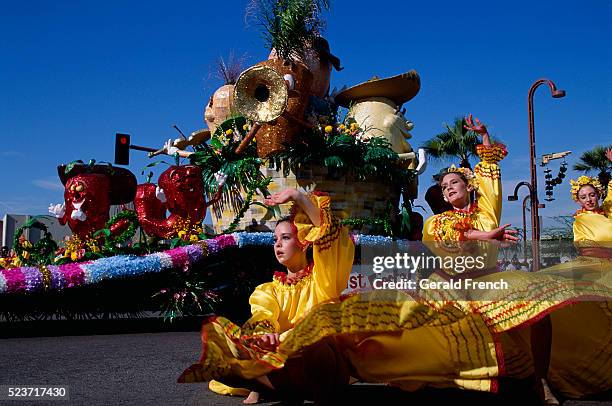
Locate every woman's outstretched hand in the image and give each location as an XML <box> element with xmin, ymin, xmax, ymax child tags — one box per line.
<box><xmin>465</xmin><ymin>224</ymin><xmax>519</xmax><ymax>243</ymax></box>
<box><xmin>264</xmin><ymin>188</ymin><xmax>322</xmax><ymax>227</ymax></box>
<box><xmin>263</xmin><ymin>189</ymin><xmax>301</xmax><ymax>206</ymax></box>
<box><xmin>606</xmin><ymin>148</ymin><xmax>612</xmax><ymax>163</ymax></box>
<box><xmin>464</xmin><ymin>114</ymin><xmax>491</xmax><ymax>146</ymax></box>
<box><xmin>464</xmin><ymin>114</ymin><xmax>488</xmax><ymax>135</ymax></box>
<box><xmin>489</xmin><ymin>224</ymin><xmax>519</xmax><ymax>242</ymax></box>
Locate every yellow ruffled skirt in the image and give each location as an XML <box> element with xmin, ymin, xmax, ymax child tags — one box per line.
<box><xmin>180</xmin><ymin>264</ymin><xmax>612</xmax><ymax>399</ymax></box>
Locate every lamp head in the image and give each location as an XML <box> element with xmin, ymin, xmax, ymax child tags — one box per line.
<box><xmin>552</xmin><ymin>89</ymin><xmax>566</xmax><ymax>98</ymax></box>
<box><xmin>508</xmin><ymin>195</ymin><xmax>519</xmax><ymax>202</ymax></box>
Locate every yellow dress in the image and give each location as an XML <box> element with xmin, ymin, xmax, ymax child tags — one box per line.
<box><xmin>483</xmin><ymin>178</ymin><xmax>612</xmax><ymax>397</ymax></box>
<box><xmin>180</xmin><ymin>149</ymin><xmax>612</xmax><ymax>399</ymax></box>
<box><xmin>573</xmin><ymin>179</ymin><xmax>612</xmax><ymax>244</ymax></box>
<box><xmin>179</xmin><ymin>193</ymin><xmax>355</xmax><ymax>383</ymax></box>
<box><xmin>277</xmin><ymin>145</ymin><xmax>610</xmax><ymax>397</ymax></box>
<box><xmin>423</xmin><ymin>143</ymin><xmax>507</xmax><ymax>241</ymax></box>
<box><xmin>420</xmin><ymin>143</ymin><xmax>506</xmax><ymax>274</ymax></box>
<box><xmin>539</xmin><ymin>179</ymin><xmax>612</xmax><ymax>287</ymax></box>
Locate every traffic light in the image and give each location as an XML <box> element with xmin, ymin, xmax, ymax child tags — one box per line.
<box><xmin>115</xmin><ymin>133</ymin><xmax>130</xmax><ymax>165</ymax></box>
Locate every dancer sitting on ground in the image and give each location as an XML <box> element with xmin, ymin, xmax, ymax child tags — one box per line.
<box><xmin>180</xmin><ymin>188</ymin><xmax>355</xmax><ymax>404</ymax></box>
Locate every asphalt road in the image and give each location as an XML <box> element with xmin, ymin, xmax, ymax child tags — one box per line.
<box><xmin>1</xmin><ymin>331</ymin><xmax>610</xmax><ymax>405</ymax></box>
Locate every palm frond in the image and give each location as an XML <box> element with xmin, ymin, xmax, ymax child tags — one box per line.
<box><xmin>572</xmin><ymin>163</ymin><xmax>592</xmax><ymax>172</ymax></box>
<box><xmin>420</xmin><ymin>116</ymin><xmax>481</xmax><ymax>168</ymax></box>
<box><xmin>246</xmin><ymin>0</ymin><xmax>329</xmax><ymax>60</ymax></box>
<box><xmin>573</xmin><ymin>145</ymin><xmax>612</xmax><ymax>173</ymax></box>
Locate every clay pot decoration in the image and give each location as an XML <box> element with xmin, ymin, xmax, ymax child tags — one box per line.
<box><xmin>53</xmin><ymin>164</ymin><xmax>137</xmax><ymax>239</ymax></box>
<box><xmin>135</xmin><ymin>165</ymin><xmax>220</xmax><ymax>239</ymax></box>
<box><xmin>268</xmin><ymin>37</ymin><xmax>341</xmax><ymax>98</ymax></box>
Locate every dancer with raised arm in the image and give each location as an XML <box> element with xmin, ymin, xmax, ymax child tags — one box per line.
<box><xmin>179</xmin><ymin>188</ymin><xmax>355</xmax><ymax>404</ymax></box>
<box><xmin>423</xmin><ymin>114</ymin><xmax>518</xmax><ymax>245</ymax></box>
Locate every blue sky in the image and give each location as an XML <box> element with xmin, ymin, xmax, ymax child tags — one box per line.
<box><xmin>1</xmin><ymin>0</ymin><xmax>610</xmax><ymax>235</ymax></box>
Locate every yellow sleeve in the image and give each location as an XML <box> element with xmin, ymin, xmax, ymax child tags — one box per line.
<box><xmin>473</xmin><ymin>143</ymin><xmax>507</xmax><ymax>231</ymax></box>
<box><xmin>293</xmin><ymin>193</ymin><xmax>355</xmax><ymax>299</ymax></box>
<box><xmin>603</xmin><ymin>180</ymin><xmax>612</xmax><ymax>219</ymax></box>
<box><xmin>422</xmin><ymin>216</ymin><xmax>437</xmax><ymax>241</ymax></box>
<box><xmin>241</xmin><ymin>284</ymin><xmax>280</xmax><ymax>336</ymax></box>
<box><xmin>573</xmin><ymin>217</ymin><xmax>594</xmax><ymax>244</ymax></box>
<box><xmin>573</xmin><ymin>213</ymin><xmax>612</xmax><ymax>243</ymax></box>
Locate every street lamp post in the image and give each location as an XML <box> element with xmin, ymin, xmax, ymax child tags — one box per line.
<box><xmin>505</xmin><ymin>81</ymin><xmax>565</xmax><ymax>403</ymax></box>
<box><xmin>522</xmin><ymin>194</ymin><xmax>530</xmax><ymax>264</ymax></box>
<box><xmin>508</xmin><ymin>181</ymin><xmax>541</xmax><ymax>269</ymax></box>
<box><xmin>516</xmin><ymin>79</ymin><xmax>566</xmax><ymax>271</ymax></box>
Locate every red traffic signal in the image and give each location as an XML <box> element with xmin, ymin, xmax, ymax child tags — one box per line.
<box><xmin>115</xmin><ymin>133</ymin><xmax>131</xmax><ymax>165</ymax></box>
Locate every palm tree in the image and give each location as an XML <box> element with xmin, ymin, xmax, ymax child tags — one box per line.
<box><xmin>421</xmin><ymin>117</ymin><xmax>481</xmax><ymax>169</ymax></box>
<box><xmin>573</xmin><ymin>145</ymin><xmax>612</xmax><ymax>186</ymax></box>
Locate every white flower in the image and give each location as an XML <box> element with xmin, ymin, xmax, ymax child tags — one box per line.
<box><xmin>48</xmin><ymin>203</ymin><xmax>66</xmax><ymax>218</ymax></box>
<box><xmin>214</xmin><ymin>171</ymin><xmax>227</xmax><ymax>187</ymax></box>
<box><xmin>164</xmin><ymin>139</ymin><xmax>179</xmax><ymax>156</ymax></box>
<box><xmin>155</xmin><ymin>186</ymin><xmax>167</xmax><ymax>203</ymax></box>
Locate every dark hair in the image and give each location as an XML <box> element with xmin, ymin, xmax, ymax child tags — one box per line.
<box><xmin>275</xmin><ymin>216</ymin><xmax>293</xmax><ymax>228</ymax></box>
<box><xmin>424</xmin><ymin>184</ymin><xmax>453</xmax><ymax>214</ymax></box>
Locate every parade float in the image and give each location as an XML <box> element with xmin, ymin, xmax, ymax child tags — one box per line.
<box><xmin>0</xmin><ymin>0</ymin><xmax>428</xmax><ymax>323</ymax></box>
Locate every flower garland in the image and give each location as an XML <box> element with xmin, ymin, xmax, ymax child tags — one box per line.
<box><xmin>570</xmin><ymin>175</ymin><xmax>605</xmax><ymax>201</ymax></box>
<box><xmin>0</xmin><ymin>232</ymin><xmax>401</xmax><ymax>295</ymax></box>
<box><xmin>432</xmin><ymin>203</ymin><xmax>480</xmax><ymax>242</ymax></box>
<box><xmin>273</xmin><ymin>262</ymin><xmax>314</xmax><ymax>285</ymax></box>
<box><xmin>442</xmin><ymin>165</ymin><xmax>479</xmax><ymax>191</ymax></box>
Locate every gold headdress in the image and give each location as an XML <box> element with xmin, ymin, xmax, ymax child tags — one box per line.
<box><xmin>442</xmin><ymin>165</ymin><xmax>479</xmax><ymax>191</ymax></box>
<box><xmin>570</xmin><ymin>175</ymin><xmax>604</xmax><ymax>201</ymax></box>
